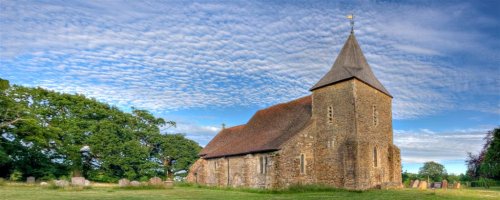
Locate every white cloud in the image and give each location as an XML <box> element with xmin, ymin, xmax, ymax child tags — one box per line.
<box><xmin>165</xmin><ymin>121</ymin><xmax>221</xmax><ymax>147</ymax></box>
<box><xmin>394</xmin><ymin>127</ymin><xmax>492</xmax><ymax>164</ymax></box>
<box><xmin>0</xmin><ymin>0</ymin><xmax>498</xmax><ymax>120</ymax></box>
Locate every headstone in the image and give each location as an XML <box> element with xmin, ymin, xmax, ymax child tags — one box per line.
<box><xmin>84</xmin><ymin>179</ymin><xmax>91</xmax><ymax>186</ymax></box>
<box><xmin>40</xmin><ymin>182</ymin><xmax>48</xmax><ymax>186</ymax></box>
<box><xmin>26</xmin><ymin>176</ymin><xmax>35</xmax><ymax>184</ymax></box>
<box><xmin>453</xmin><ymin>182</ymin><xmax>461</xmax><ymax>189</ymax></box>
<box><xmin>418</xmin><ymin>180</ymin><xmax>428</xmax><ymax>190</ymax></box>
<box><xmin>130</xmin><ymin>181</ymin><xmax>140</xmax><ymax>187</ymax></box>
<box><xmin>411</xmin><ymin>180</ymin><xmax>420</xmax><ymax>188</ymax></box>
<box><xmin>442</xmin><ymin>180</ymin><xmax>448</xmax><ymax>189</ymax></box>
<box><xmin>164</xmin><ymin>180</ymin><xmax>174</xmax><ymax>188</ymax></box>
<box><xmin>118</xmin><ymin>178</ymin><xmax>130</xmax><ymax>187</ymax></box>
<box><xmin>55</xmin><ymin>180</ymin><xmax>69</xmax><ymax>187</ymax></box>
<box><xmin>149</xmin><ymin>177</ymin><xmax>162</xmax><ymax>186</ymax></box>
<box><xmin>433</xmin><ymin>182</ymin><xmax>441</xmax><ymax>188</ymax></box>
<box><xmin>71</xmin><ymin>177</ymin><xmax>86</xmax><ymax>186</ymax></box>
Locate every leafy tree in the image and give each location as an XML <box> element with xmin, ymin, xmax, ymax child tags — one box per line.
<box><xmin>466</xmin><ymin>127</ymin><xmax>500</xmax><ymax>180</ymax></box>
<box><xmin>153</xmin><ymin>134</ymin><xmax>202</xmax><ymax>180</ymax></box>
<box><xmin>0</xmin><ymin>78</ymin><xmax>201</xmax><ymax>182</ymax></box>
<box><xmin>402</xmin><ymin>170</ymin><xmax>418</xmax><ymax>187</ymax></box>
<box><xmin>480</xmin><ymin>128</ymin><xmax>500</xmax><ymax>179</ymax></box>
<box><xmin>419</xmin><ymin>161</ymin><xmax>447</xmax><ymax>182</ymax></box>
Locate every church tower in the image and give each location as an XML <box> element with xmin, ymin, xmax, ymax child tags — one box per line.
<box><xmin>310</xmin><ymin>32</ymin><xmax>401</xmax><ymax>190</ymax></box>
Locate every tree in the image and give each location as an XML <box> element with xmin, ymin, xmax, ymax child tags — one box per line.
<box><xmin>153</xmin><ymin>134</ymin><xmax>201</xmax><ymax>180</ymax></box>
<box><xmin>480</xmin><ymin>128</ymin><xmax>500</xmax><ymax>179</ymax></box>
<box><xmin>419</xmin><ymin>161</ymin><xmax>447</xmax><ymax>182</ymax></box>
<box><xmin>466</xmin><ymin>127</ymin><xmax>500</xmax><ymax>180</ymax></box>
<box><xmin>0</xmin><ymin>77</ymin><xmax>202</xmax><ymax>182</ymax></box>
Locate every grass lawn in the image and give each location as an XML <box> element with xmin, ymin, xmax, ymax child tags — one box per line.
<box><xmin>0</xmin><ymin>184</ymin><xmax>499</xmax><ymax>200</ymax></box>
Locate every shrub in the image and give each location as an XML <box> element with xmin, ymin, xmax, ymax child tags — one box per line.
<box><xmin>403</xmin><ymin>179</ymin><xmax>411</xmax><ymax>188</ymax></box>
<box><xmin>9</xmin><ymin>170</ymin><xmax>22</xmax><ymax>181</ymax></box>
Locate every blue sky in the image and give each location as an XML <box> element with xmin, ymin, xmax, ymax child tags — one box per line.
<box><xmin>1</xmin><ymin>0</ymin><xmax>499</xmax><ymax>175</ymax></box>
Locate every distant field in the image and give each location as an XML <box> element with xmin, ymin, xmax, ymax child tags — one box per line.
<box><xmin>0</xmin><ymin>184</ymin><xmax>499</xmax><ymax>200</ymax></box>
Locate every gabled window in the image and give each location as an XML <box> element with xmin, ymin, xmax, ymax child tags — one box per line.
<box><xmin>328</xmin><ymin>106</ymin><xmax>333</xmax><ymax>124</ymax></box>
<box><xmin>373</xmin><ymin>147</ymin><xmax>378</xmax><ymax>167</ymax></box>
<box><xmin>300</xmin><ymin>154</ymin><xmax>305</xmax><ymax>174</ymax></box>
<box><xmin>372</xmin><ymin>105</ymin><xmax>378</xmax><ymax>126</ymax></box>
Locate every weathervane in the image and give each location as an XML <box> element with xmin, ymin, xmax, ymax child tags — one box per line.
<box><xmin>347</xmin><ymin>14</ymin><xmax>354</xmax><ymax>33</ymax></box>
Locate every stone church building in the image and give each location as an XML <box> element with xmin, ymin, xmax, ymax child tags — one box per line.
<box><xmin>186</xmin><ymin>32</ymin><xmax>402</xmax><ymax>190</ymax></box>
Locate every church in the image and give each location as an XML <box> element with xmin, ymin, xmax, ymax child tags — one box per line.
<box><xmin>186</xmin><ymin>31</ymin><xmax>402</xmax><ymax>190</ymax></box>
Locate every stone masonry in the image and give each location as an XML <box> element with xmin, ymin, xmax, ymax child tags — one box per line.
<box><xmin>186</xmin><ymin>32</ymin><xmax>402</xmax><ymax>190</ymax></box>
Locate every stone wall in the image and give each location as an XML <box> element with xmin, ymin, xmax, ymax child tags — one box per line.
<box><xmin>187</xmin><ymin>152</ymin><xmax>276</xmax><ymax>188</ymax></box>
<box><xmin>187</xmin><ymin>79</ymin><xmax>402</xmax><ymax>190</ymax></box>
<box><xmin>352</xmin><ymin>79</ymin><xmax>401</xmax><ymax>188</ymax></box>
<box><xmin>273</xmin><ymin>123</ymin><xmax>315</xmax><ymax>188</ymax></box>
<box><xmin>311</xmin><ymin>80</ymin><xmax>356</xmax><ymax>188</ymax></box>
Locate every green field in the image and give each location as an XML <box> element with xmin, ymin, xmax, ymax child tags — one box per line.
<box><xmin>1</xmin><ymin>185</ymin><xmax>499</xmax><ymax>200</ymax></box>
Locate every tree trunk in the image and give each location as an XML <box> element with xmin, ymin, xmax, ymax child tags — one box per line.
<box><xmin>163</xmin><ymin>159</ymin><xmax>174</xmax><ymax>180</ymax></box>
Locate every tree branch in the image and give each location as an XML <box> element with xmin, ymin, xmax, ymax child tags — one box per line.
<box><xmin>0</xmin><ymin>117</ymin><xmax>23</xmax><ymax>128</ymax></box>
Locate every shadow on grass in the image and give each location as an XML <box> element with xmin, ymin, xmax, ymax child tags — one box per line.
<box><xmin>113</xmin><ymin>185</ymin><xmax>172</xmax><ymax>190</ymax></box>
<box><xmin>175</xmin><ymin>182</ymin><xmax>365</xmax><ymax>194</ymax></box>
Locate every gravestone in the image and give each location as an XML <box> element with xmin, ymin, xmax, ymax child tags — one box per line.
<box><xmin>411</xmin><ymin>180</ymin><xmax>420</xmax><ymax>188</ymax></box>
<box><xmin>55</xmin><ymin>180</ymin><xmax>69</xmax><ymax>187</ymax></box>
<box><xmin>84</xmin><ymin>179</ymin><xmax>91</xmax><ymax>186</ymax></box>
<box><xmin>26</xmin><ymin>176</ymin><xmax>35</xmax><ymax>184</ymax></box>
<box><xmin>453</xmin><ymin>182</ymin><xmax>461</xmax><ymax>189</ymax></box>
<box><xmin>418</xmin><ymin>180</ymin><xmax>428</xmax><ymax>190</ymax></box>
<box><xmin>118</xmin><ymin>178</ymin><xmax>130</xmax><ymax>187</ymax></box>
<box><xmin>164</xmin><ymin>180</ymin><xmax>174</xmax><ymax>188</ymax></box>
<box><xmin>149</xmin><ymin>177</ymin><xmax>162</xmax><ymax>186</ymax></box>
<box><xmin>71</xmin><ymin>177</ymin><xmax>86</xmax><ymax>186</ymax></box>
<box><xmin>442</xmin><ymin>180</ymin><xmax>448</xmax><ymax>189</ymax></box>
<box><xmin>130</xmin><ymin>181</ymin><xmax>140</xmax><ymax>187</ymax></box>
<box><xmin>433</xmin><ymin>182</ymin><xmax>441</xmax><ymax>188</ymax></box>
<box><xmin>40</xmin><ymin>182</ymin><xmax>48</xmax><ymax>186</ymax></box>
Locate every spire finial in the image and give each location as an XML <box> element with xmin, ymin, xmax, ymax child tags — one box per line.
<box><xmin>347</xmin><ymin>14</ymin><xmax>354</xmax><ymax>34</ymax></box>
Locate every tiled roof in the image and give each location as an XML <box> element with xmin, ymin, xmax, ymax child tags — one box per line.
<box><xmin>200</xmin><ymin>96</ymin><xmax>312</xmax><ymax>159</ymax></box>
<box><xmin>310</xmin><ymin>33</ymin><xmax>391</xmax><ymax>97</ymax></box>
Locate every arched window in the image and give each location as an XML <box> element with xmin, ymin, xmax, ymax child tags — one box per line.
<box><xmin>373</xmin><ymin>147</ymin><xmax>378</xmax><ymax>167</ymax></box>
<box><xmin>300</xmin><ymin>154</ymin><xmax>305</xmax><ymax>174</ymax></box>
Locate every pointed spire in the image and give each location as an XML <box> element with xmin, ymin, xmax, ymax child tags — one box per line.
<box><xmin>310</xmin><ymin>33</ymin><xmax>391</xmax><ymax>97</ymax></box>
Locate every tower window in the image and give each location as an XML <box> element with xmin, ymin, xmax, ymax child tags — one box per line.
<box><xmin>328</xmin><ymin>106</ymin><xmax>333</xmax><ymax>124</ymax></box>
<box><xmin>372</xmin><ymin>105</ymin><xmax>378</xmax><ymax>126</ymax></box>
<box><xmin>373</xmin><ymin>147</ymin><xmax>378</xmax><ymax>167</ymax></box>
<box><xmin>300</xmin><ymin>154</ymin><xmax>305</xmax><ymax>174</ymax></box>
